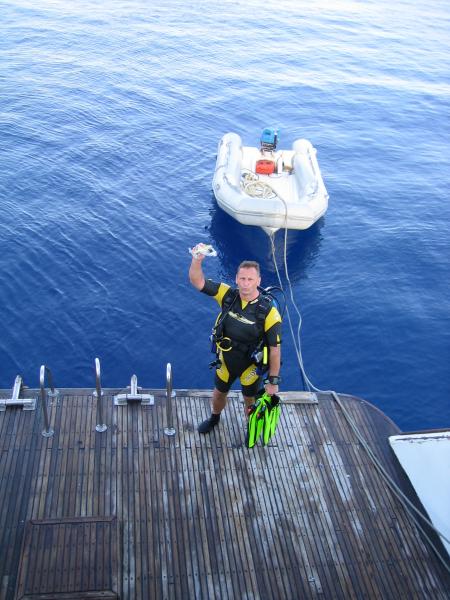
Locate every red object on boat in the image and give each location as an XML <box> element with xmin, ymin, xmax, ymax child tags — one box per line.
<box><xmin>255</xmin><ymin>159</ymin><xmax>275</xmax><ymax>175</ymax></box>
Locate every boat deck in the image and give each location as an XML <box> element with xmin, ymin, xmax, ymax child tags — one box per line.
<box><xmin>0</xmin><ymin>386</ymin><xmax>449</xmax><ymax>599</ymax></box>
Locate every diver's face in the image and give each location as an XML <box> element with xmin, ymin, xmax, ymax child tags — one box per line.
<box><xmin>236</xmin><ymin>267</ymin><xmax>261</xmax><ymax>300</ymax></box>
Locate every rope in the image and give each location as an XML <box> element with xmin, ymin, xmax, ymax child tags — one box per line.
<box><xmin>265</xmin><ymin>188</ymin><xmax>450</xmax><ymax>573</ymax></box>
<box><xmin>241</xmin><ymin>171</ymin><xmax>277</xmax><ymax>199</ymax></box>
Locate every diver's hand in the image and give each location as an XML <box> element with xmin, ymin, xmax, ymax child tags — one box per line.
<box><xmin>189</xmin><ymin>243</ymin><xmax>216</xmax><ymax>260</ymax></box>
<box><xmin>264</xmin><ymin>383</ymin><xmax>279</xmax><ymax>396</ymax></box>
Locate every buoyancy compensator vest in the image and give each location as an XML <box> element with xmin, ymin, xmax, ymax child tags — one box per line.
<box><xmin>209</xmin><ymin>288</ymin><xmax>277</xmax><ymax>373</ymax></box>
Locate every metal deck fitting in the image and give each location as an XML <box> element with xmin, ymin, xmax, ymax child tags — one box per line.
<box><xmin>114</xmin><ymin>374</ymin><xmax>154</xmax><ymax>406</ymax></box>
<box><xmin>0</xmin><ymin>375</ymin><xmax>36</xmax><ymax>411</ymax></box>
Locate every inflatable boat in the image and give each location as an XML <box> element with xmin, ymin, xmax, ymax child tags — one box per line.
<box><xmin>212</xmin><ymin>128</ymin><xmax>329</xmax><ymax>234</ymax></box>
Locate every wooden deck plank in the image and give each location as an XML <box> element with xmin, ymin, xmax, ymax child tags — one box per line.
<box><xmin>1</xmin><ymin>415</ymin><xmax>36</xmax><ymax>593</ymax></box>
<box><xmin>324</xmin><ymin>396</ymin><xmax>446</xmax><ymax>594</ymax></box>
<box><xmin>178</xmin><ymin>394</ymin><xmax>213</xmax><ymax>599</ymax></box>
<box><xmin>310</xmin><ymin>425</ymin><xmax>383</xmax><ymax>597</ymax></box>
<box><xmin>275</xmin><ymin>403</ymin><xmax>346</xmax><ymax>596</ymax></box>
<box><xmin>199</xmin><ymin>419</ymin><xmax>234</xmax><ymax>600</ymax></box>
<box><xmin>319</xmin><ymin>395</ymin><xmax>442</xmax><ymax>598</ymax></box>
<box><xmin>173</xmin><ymin>395</ymin><xmax>195</xmax><ymax>598</ymax></box>
<box><xmin>318</xmin><ymin>397</ymin><xmax>410</xmax><ymax>598</ymax></box>
<box><xmin>214</xmin><ymin>397</ymin><xmax>260</xmax><ymax>600</ymax></box>
<box><xmin>0</xmin><ymin>388</ymin><xmax>449</xmax><ymax>600</ymax></box>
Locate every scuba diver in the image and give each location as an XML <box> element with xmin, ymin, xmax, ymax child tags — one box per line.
<box><xmin>189</xmin><ymin>245</ymin><xmax>282</xmax><ymax>434</ymax></box>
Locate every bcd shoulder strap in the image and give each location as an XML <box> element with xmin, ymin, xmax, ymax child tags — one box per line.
<box><xmin>213</xmin><ymin>288</ymin><xmax>240</xmax><ymax>338</ymax></box>
<box><xmin>255</xmin><ymin>294</ymin><xmax>273</xmax><ymax>328</ymax></box>
<box><xmin>221</xmin><ymin>287</ymin><xmax>240</xmax><ymax>312</ymax></box>
<box><xmin>216</xmin><ymin>288</ymin><xmax>273</xmax><ymax>336</ymax></box>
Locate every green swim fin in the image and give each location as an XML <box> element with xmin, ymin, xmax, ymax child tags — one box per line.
<box><xmin>255</xmin><ymin>403</ymin><xmax>267</xmax><ymax>442</ymax></box>
<box><xmin>263</xmin><ymin>394</ymin><xmax>281</xmax><ymax>445</ymax></box>
<box><xmin>247</xmin><ymin>399</ymin><xmax>266</xmax><ymax>448</ymax></box>
<box><xmin>247</xmin><ymin>391</ymin><xmax>279</xmax><ymax>448</ymax></box>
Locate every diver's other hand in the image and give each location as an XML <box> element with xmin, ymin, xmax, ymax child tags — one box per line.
<box><xmin>264</xmin><ymin>383</ymin><xmax>279</xmax><ymax>396</ymax></box>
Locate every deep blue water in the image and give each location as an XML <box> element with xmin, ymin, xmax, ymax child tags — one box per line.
<box><xmin>1</xmin><ymin>0</ymin><xmax>449</xmax><ymax>431</ymax></box>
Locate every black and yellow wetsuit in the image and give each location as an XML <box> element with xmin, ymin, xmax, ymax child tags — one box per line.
<box><xmin>201</xmin><ymin>279</ymin><xmax>282</xmax><ymax>396</ymax></box>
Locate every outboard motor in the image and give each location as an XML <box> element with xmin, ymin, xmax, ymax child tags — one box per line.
<box><xmin>260</xmin><ymin>127</ymin><xmax>278</xmax><ymax>153</ymax></box>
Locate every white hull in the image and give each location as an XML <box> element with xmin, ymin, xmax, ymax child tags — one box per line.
<box><xmin>212</xmin><ymin>132</ymin><xmax>329</xmax><ymax>234</ymax></box>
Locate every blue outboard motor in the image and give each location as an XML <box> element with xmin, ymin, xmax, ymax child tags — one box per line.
<box><xmin>260</xmin><ymin>127</ymin><xmax>278</xmax><ymax>152</ymax></box>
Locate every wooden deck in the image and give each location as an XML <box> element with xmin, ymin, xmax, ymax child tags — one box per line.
<box><xmin>0</xmin><ymin>386</ymin><xmax>449</xmax><ymax>599</ymax></box>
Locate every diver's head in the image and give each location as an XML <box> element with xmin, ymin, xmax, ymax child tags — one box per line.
<box><xmin>236</xmin><ymin>261</ymin><xmax>261</xmax><ymax>301</ymax></box>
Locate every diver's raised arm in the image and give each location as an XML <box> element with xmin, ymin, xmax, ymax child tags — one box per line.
<box><xmin>189</xmin><ymin>242</ymin><xmax>217</xmax><ymax>290</ymax></box>
<box><xmin>189</xmin><ymin>251</ymin><xmax>206</xmax><ymax>290</ymax></box>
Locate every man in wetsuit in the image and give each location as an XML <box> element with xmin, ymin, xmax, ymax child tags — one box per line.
<box><xmin>189</xmin><ymin>250</ymin><xmax>282</xmax><ymax>434</ymax></box>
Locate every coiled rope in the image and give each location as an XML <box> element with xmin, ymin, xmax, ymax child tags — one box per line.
<box><xmin>241</xmin><ymin>171</ymin><xmax>277</xmax><ymax>199</ymax></box>
<box><xmin>266</xmin><ymin>188</ymin><xmax>450</xmax><ymax>573</ymax></box>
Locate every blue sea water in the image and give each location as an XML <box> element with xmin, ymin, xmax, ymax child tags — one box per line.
<box><xmin>1</xmin><ymin>0</ymin><xmax>449</xmax><ymax>431</ymax></box>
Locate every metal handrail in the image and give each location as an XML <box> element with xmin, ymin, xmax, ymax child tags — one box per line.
<box><xmin>164</xmin><ymin>363</ymin><xmax>176</xmax><ymax>436</ymax></box>
<box><xmin>94</xmin><ymin>357</ymin><xmax>107</xmax><ymax>432</ymax></box>
<box><xmin>39</xmin><ymin>365</ymin><xmax>58</xmax><ymax>437</ymax></box>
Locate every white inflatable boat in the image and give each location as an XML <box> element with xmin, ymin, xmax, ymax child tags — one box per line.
<box><xmin>212</xmin><ymin>128</ymin><xmax>329</xmax><ymax>234</ymax></box>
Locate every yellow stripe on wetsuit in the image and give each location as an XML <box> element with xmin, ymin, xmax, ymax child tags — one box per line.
<box><xmin>213</xmin><ymin>283</ymin><xmax>231</xmax><ymax>307</ymax></box>
<box><xmin>216</xmin><ymin>351</ymin><xmax>259</xmax><ymax>387</ymax></box>
<box><xmin>216</xmin><ymin>350</ymin><xmax>230</xmax><ymax>383</ymax></box>
<box><xmin>264</xmin><ymin>306</ymin><xmax>282</xmax><ymax>331</ymax></box>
